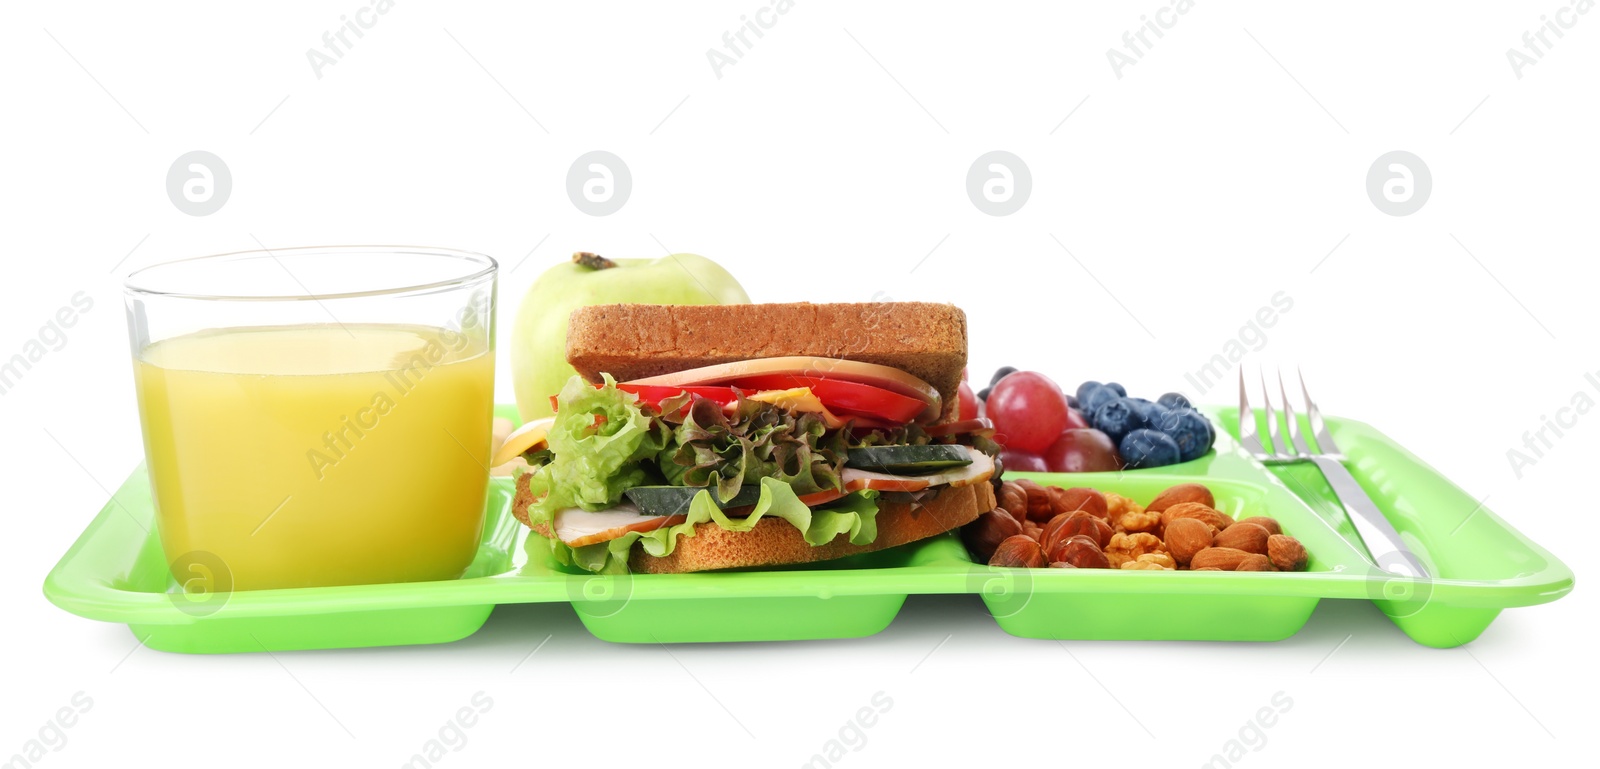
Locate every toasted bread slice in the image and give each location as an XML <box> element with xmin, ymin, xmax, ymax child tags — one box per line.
<box><xmin>565</xmin><ymin>302</ymin><xmax>967</xmax><ymax>419</ymax></box>
<box><xmin>513</xmin><ymin>474</ymin><xmax>995</xmax><ymax>574</ymax></box>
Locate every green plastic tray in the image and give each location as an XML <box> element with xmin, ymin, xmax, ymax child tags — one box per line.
<box><xmin>43</xmin><ymin>406</ymin><xmax>1572</xmax><ymax>652</ymax></box>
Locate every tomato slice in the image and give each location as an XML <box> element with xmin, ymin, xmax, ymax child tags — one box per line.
<box><xmin>797</xmin><ymin>488</ymin><xmax>846</xmax><ymax>506</ymax></box>
<box><xmin>719</xmin><ymin>375</ymin><xmax>925</xmax><ymax>424</ymax></box>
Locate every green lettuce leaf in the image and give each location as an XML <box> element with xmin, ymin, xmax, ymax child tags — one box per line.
<box><xmin>521</xmin><ymin>374</ymin><xmax>668</xmax><ymax>536</ymax></box>
<box><xmin>657</xmin><ymin>395</ymin><xmax>848</xmax><ymax>502</ymax></box>
<box><xmin>524</xmin><ymin>376</ymin><xmax>889</xmax><ymax>574</ymax></box>
<box><xmin>567</xmin><ymin>479</ymin><xmax>881</xmax><ymax>574</ymax></box>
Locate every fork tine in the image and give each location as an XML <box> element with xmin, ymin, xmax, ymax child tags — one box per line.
<box><xmin>1238</xmin><ymin>367</ymin><xmax>1264</xmax><ymax>455</ymax></box>
<box><xmin>1279</xmin><ymin>369</ymin><xmax>1313</xmax><ymax>457</ymax></box>
<box><xmin>1298</xmin><ymin>368</ymin><xmax>1339</xmax><ymax>454</ymax></box>
<box><xmin>1260</xmin><ymin>369</ymin><xmax>1281</xmax><ymax>457</ymax></box>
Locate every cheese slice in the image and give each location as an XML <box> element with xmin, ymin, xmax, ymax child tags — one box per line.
<box><xmin>744</xmin><ymin>387</ymin><xmax>848</xmax><ymax>429</ymax></box>
<box><xmin>492</xmin><ymin>417</ymin><xmax>555</xmax><ymax>468</ymax></box>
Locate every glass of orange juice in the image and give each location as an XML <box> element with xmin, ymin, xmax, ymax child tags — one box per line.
<box><xmin>124</xmin><ymin>246</ymin><xmax>496</xmax><ymax>591</ymax></box>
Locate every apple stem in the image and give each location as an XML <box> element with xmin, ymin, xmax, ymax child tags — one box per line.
<box><xmin>572</xmin><ymin>252</ymin><xmax>617</xmax><ymax>270</ymax></box>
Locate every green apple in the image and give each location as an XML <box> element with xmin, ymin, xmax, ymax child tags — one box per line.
<box><xmin>511</xmin><ymin>251</ymin><xmax>750</xmax><ymax>421</ymax></box>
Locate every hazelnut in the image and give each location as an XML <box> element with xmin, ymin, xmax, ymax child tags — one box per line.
<box><xmin>1041</xmin><ymin>510</ymin><xmax>1113</xmax><ymax>552</ymax></box>
<box><xmin>989</xmin><ymin>535</ymin><xmax>1046</xmax><ymax>568</ymax></box>
<box><xmin>1147</xmin><ymin>483</ymin><xmax>1216</xmax><ymax>514</ymax></box>
<box><xmin>962</xmin><ymin>509</ymin><xmax>1024</xmax><ymax>563</ymax></box>
<box><xmin>1011</xmin><ymin>479</ymin><xmax>1056</xmax><ymax>523</ymax></box>
<box><xmin>1268</xmin><ymin>535</ymin><xmax>1308</xmax><ymax>571</ymax></box>
<box><xmin>1190</xmin><ymin>547</ymin><xmax>1253</xmax><ymax>571</ymax></box>
<box><xmin>1236</xmin><ymin>516</ymin><xmax>1282</xmax><ymax>536</ymax></box>
<box><xmin>1215</xmin><ymin>523</ymin><xmax>1271</xmax><ymax>555</ymax></box>
<box><xmin>1049</xmin><ymin>536</ymin><xmax>1110</xmax><ymax>569</ymax></box>
<box><xmin>1161</xmin><ymin>502</ymin><xmax>1234</xmax><ymax>534</ymax></box>
<box><xmin>1048</xmin><ymin>487</ymin><xmax>1109</xmax><ymax>520</ymax></box>
<box><xmin>1164</xmin><ymin>517</ymin><xmax>1215</xmax><ymax>565</ymax></box>
<box><xmin>997</xmin><ymin>482</ymin><xmax>1029</xmax><ymax>524</ymax></box>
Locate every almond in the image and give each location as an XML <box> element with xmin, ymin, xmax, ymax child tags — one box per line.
<box><xmin>1268</xmin><ymin>534</ymin><xmax>1308</xmax><ymax>571</ymax></box>
<box><xmin>1235</xmin><ymin>554</ymin><xmax>1275</xmax><ymax>571</ymax></box>
<box><xmin>1215</xmin><ymin>522</ymin><xmax>1270</xmax><ymax>555</ymax></box>
<box><xmin>1163</xmin><ymin>517</ymin><xmax>1215</xmax><ymax>565</ymax></box>
<box><xmin>1189</xmin><ymin>547</ymin><xmax>1253</xmax><ymax>571</ymax></box>
<box><xmin>1048</xmin><ymin>486</ymin><xmax>1109</xmax><ymax>521</ymax></box>
<box><xmin>1236</xmin><ymin>516</ymin><xmax>1282</xmax><ymax>536</ymax></box>
<box><xmin>1162</xmin><ymin>502</ymin><xmax>1234</xmax><ymax>534</ymax></box>
<box><xmin>1147</xmin><ymin>483</ymin><xmax>1215</xmax><ymax>514</ymax></box>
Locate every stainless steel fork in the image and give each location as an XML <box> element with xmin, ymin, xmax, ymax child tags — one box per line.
<box><xmin>1239</xmin><ymin>368</ymin><xmax>1428</xmax><ymax>578</ymax></box>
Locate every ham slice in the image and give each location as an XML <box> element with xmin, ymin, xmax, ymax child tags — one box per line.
<box><xmin>552</xmin><ymin>449</ymin><xmax>994</xmax><ymax>546</ymax></box>
<box><xmin>554</xmin><ymin>503</ymin><xmax>686</xmax><ymax>547</ymax></box>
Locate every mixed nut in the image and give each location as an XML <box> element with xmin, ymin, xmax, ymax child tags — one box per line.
<box><xmin>964</xmin><ymin>480</ymin><xmax>1310</xmax><ymax>572</ymax></box>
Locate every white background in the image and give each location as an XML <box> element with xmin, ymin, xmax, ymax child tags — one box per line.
<box><xmin>2</xmin><ymin>1</ymin><xmax>1596</xmax><ymax>766</ymax></box>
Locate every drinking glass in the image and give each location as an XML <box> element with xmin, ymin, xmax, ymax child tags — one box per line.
<box><xmin>124</xmin><ymin>246</ymin><xmax>496</xmax><ymax>591</ymax></box>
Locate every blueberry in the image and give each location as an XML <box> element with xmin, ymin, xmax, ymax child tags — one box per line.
<box><xmin>1066</xmin><ymin>394</ymin><xmax>1080</xmax><ymax>410</ymax></box>
<box><xmin>989</xmin><ymin>366</ymin><xmax>1019</xmax><ymax>387</ymax></box>
<box><xmin>1074</xmin><ymin>381</ymin><xmax>1103</xmax><ymax>404</ymax></box>
<box><xmin>1105</xmin><ymin>382</ymin><xmax>1127</xmax><ymax>397</ymax></box>
<box><xmin>1120</xmin><ymin>429</ymin><xmax>1180</xmax><ymax>469</ymax></box>
<box><xmin>977</xmin><ymin>386</ymin><xmax>992</xmax><ymax>401</ymax></box>
<box><xmin>1157</xmin><ymin>392</ymin><xmax>1191</xmax><ymax>410</ymax></box>
<box><xmin>1155</xmin><ymin>408</ymin><xmax>1215</xmax><ymax>463</ymax></box>
<box><xmin>1091</xmin><ymin>398</ymin><xmax>1149</xmax><ymax>444</ymax></box>
<box><xmin>1130</xmin><ymin>399</ymin><xmax>1168</xmax><ymax>425</ymax></box>
<box><xmin>1080</xmin><ymin>384</ymin><xmax>1121</xmax><ymax>416</ymax></box>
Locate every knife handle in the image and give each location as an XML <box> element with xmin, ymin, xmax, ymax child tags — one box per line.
<box><xmin>1308</xmin><ymin>456</ymin><xmax>1429</xmax><ymax>578</ymax></box>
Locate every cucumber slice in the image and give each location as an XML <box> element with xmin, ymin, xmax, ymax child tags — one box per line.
<box><xmin>623</xmin><ymin>485</ymin><xmax>761</xmax><ymax>517</ymax></box>
<box><xmin>845</xmin><ymin>444</ymin><xmax>972</xmax><ymax>474</ymax></box>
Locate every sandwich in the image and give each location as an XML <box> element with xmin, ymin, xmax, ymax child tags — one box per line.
<box><xmin>506</xmin><ymin>302</ymin><xmax>1000</xmax><ymax>574</ymax></box>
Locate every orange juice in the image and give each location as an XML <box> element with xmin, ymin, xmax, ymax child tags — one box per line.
<box><xmin>134</xmin><ymin>323</ymin><xmax>494</xmax><ymax>590</ymax></box>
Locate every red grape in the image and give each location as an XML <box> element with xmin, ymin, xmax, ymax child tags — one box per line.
<box><xmin>1000</xmin><ymin>449</ymin><xmax>1049</xmax><ymax>473</ymax></box>
<box><xmin>986</xmin><ymin>372</ymin><xmax>1071</xmax><ymax>453</ymax></box>
<box><xmin>1044</xmin><ymin>429</ymin><xmax>1122</xmax><ymax>473</ymax></box>
<box><xmin>958</xmin><ymin>381</ymin><xmax>979</xmax><ymax>420</ymax></box>
<box><xmin>1063</xmin><ymin>407</ymin><xmax>1090</xmax><ymax>431</ymax></box>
